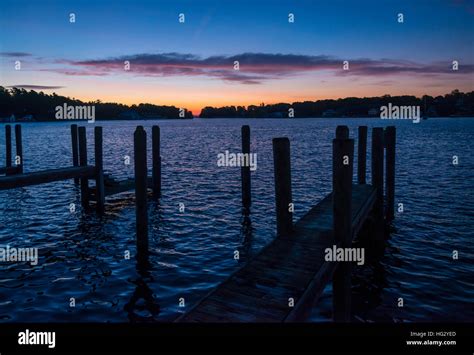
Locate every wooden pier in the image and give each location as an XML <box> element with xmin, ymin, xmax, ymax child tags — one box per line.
<box><xmin>0</xmin><ymin>124</ymin><xmax>162</xmax><ymax>215</ymax></box>
<box><xmin>0</xmin><ymin>122</ymin><xmax>396</xmax><ymax>322</ymax></box>
<box><xmin>0</xmin><ymin>124</ymin><xmax>23</xmax><ymax>175</ymax></box>
<box><xmin>178</xmin><ymin>125</ymin><xmax>396</xmax><ymax>322</ymax></box>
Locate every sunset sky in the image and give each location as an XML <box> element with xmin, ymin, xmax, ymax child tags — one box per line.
<box><xmin>1</xmin><ymin>0</ymin><xmax>473</xmax><ymax>115</ymax></box>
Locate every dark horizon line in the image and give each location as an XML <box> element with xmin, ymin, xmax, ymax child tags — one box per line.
<box><xmin>0</xmin><ymin>86</ymin><xmax>474</xmax><ymax>121</ymax></box>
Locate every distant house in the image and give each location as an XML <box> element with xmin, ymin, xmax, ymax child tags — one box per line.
<box><xmin>368</xmin><ymin>108</ymin><xmax>379</xmax><ymax>116</ymax></box>
<box><xmin>322</xmin><ymin>109</ymin><xmax>337</xmax><ymax>117</ymax></box>
<box><xmin>118</xmin><ymin>110</ymin><xmax>141</xmax><ymax>120</ymax></box>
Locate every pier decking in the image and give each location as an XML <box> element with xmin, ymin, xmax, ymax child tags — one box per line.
<box><xmin>177</xmin><ymin>185</ymin><xmax>376</xmax><ymax>322</ymax></box>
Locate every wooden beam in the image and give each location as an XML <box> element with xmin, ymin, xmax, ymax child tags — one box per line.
<box><xmin>78</xmin><ymin>126</ymin><xmax>89</xmax><ymax>209</ymax></box>
<box><xmin>134</xmin><ymin>126</ymin><xmax>148</xmax><ymax>265</ymax></box>
<box><xmin>272</xmin><ymin>137</ymin><xmax>292</xmax><ymax>237</ymax></box>
<box><xmin>71</xmin><ymin>124</ymin><xmax>79</xmax><ymax>184</ymax></box>
<box><xmin>335</xmin><ymin>125</ymin><xmax>349</xmax><ymax>139</ymax></box>
<box><xmin>94</xmin><ymin>126</ymin><xmax>105</xmax><ymax>214</ymax></box>
<box><xmin>5</xmin><ymin>125</ymin><xmax>12</xmax><ymax>168</ymax></box>
<box><xmin>385</xmin><ymin>126</ymin><xmax>396</xmax><ymax>222</ymax></box>
<box><xmin>371</xmin><ymin>127</ymin><xmax>384</xmax><ymax>241</ymax></box>
<box><xmin>241</xmin><ymin>125</ymin><xmax>251</xmax><ymax>212</ymax></box>
<box><xmin>357</xmin><ymin>126</ymin><xmax>367</xmax><ymax>184</ymax></box>
<box><xmin>152</xmin><ymin>125</ymin><xmax>161</xmax><ymax>198</ymax></box>
<box><xmin>14</xmin><ymin>124</ymin><xmax>23</xmax><ymax>174</ymax></box>
<box><xmin>332</xmin><ymin>137</ymin><xmax>354</xmax><ymax>322</ymax></box>
<box><xmin>0</xmin><ymin>166</ymin><xmax>96</xmax><ymax>190</ymax></box>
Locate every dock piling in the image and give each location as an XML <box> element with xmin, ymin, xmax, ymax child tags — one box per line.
<box><xmin>5</xmin><ymin>125</ymin><xmax>12</xmax><ymax>172</ymax></box>
<box><xmin>371</xmin><ymin>128</ymin><xmax>384</xmax><ymax>241</ymax></box>
<box><xmin>71</xmin><ymin>124</ymin><xmax>79</xmax><ymax>184</ymax></box>
<box><xmin>134</xmin><ymin>126</ymin><xmax>148</xmax><ymax>260</ymax></box>
<box><xmin>14</xmin><ymin>124</ymin><xmax>23</xmax><ymax>174</ymax></box>
<box><xmin>336</xmin><ymin>125</ymin><xmax>349</xmax><ymax>139</ymax></box>
<box><xmin>385</xmin><ymin>126</ymin><xmax>396</xmax><ymax>222</ymax></box>
<box><xmin>152</xmin><ymin>125</ymin><xmax>161</xmax><ymax>198</ymax></box>
<box><xmin>272</xmin><ymin>137</ymin><xmax>292</xmax><ymax>237</ymax></box>
<box><xmin>241</xmin><ymin>125</ymin><xmax>251</xmax><ymax>212</ymax></box>
<box><xmin>332</xmin><ymin>137</ymin><xmax>354</xmax><ymax>322</ymax></box>
<box><xmin>94</xmin><ymin>126</ymin><xmax>105</xmax><ymax>214</ymax></box>
<box><xmin>357</xmin><ymin>126</ymin><xmax>367</xmax><ymax>184</ymax></box>
<box><xmin>78</xmin><ymin>127</ymin><xmax>89</xmax><ymax>209</ymax></box>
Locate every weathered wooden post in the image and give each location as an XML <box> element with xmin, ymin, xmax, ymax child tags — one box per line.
<box><xmin>272</xmin><ymin>137</ymin><xmax>292</xmax><ymax>237</ymax></box>
<box><xmin>385</xmin><ymin>126</ymin><xmax>396</xmax><ymax>222</ymax></box>
<box><xmin>332</xmin><ymin>137</ymin><xmax>354</xmax><ymax>322</ymax></box>
<box><xmin>371</xmin><ymin>128</ymin><xmax>384</xmax><ymax>241</ymax></box>
<box><xmin>71</xmin><ymin>124</ymin><xmax>79</xmax><ymax>184</ymax></box>
<box><xmin>5</xmin><ymin>125</ymin><xmax>12</xmax><ymax>169</ymax></box>
<box><xmin>14</xmin><ymin>124</ymin><xmax>23</xmax><ymax>174</ymax></box>
<box><xmin>152</xmin><ymin>125</ymin><xmax>161</xmax><ymax>198</ymax></box>
<box><xmin>241</xmin><ymin>125</ymin><xmax>251</xmax><ymax>212</ymax></box>
<box><xmin>134</xmin><ymin>126</ymin><xmax>148</xmax><ymax>261</ymax></box>
<box><xmin>336</xmin><ymin>125</ymin><xmax>349</xmax><ymax>139</ymax></box>
<box><xmin>357</xmin><ymin>126</ymin><xmax>367</xmax><ymax>184</ymax></box>
<box><xmin>78</xmin><ymin>126</ymin><xmax>89</xmax><ymax>209</ymax></box>
<box><xmin>94</xmin><ymin>126</ymin><xmax>105</xmax><ymax>214</ymax></box>
<box><xmin>333</xmin><ymin>125</ymin><xmax>350</xmax><ymax>188</ymax></box>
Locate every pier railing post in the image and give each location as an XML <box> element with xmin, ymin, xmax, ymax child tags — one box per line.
<box><xmin>241</xmin><ymin>125</ymin><xmax>251</xmax><ymax>213</ymax></box>
<box><xmin>385</xmin><ymin>126</ymin><xmax>396</xmax><ymax>222</ymax></box>
<box><xmin>14</xmin><ymin>124</ymin><xmax>23</xmax><ymax>174</ymax></box>
<box><xmin>371</xmin><ymin>128</ymin><xmax>384</xmax><ymax>241</ymax></box>
<box><xmin>272</xmin><ymin>137</ymin><xmax>292</xmax><ymax>237</ymax></box>
<box><xmin>71</xmin><ymin>124</ymin><xmax>79</xmax><ymax>184</ymax></box>
<box><xmin>94</xmin><ymin>126</ymin><xmax>105</xmax><ymax>214</ymax></box>
<box><xmin>152</xmin><ymin>125</ymin><xmax>161</xmax><ymax>198</ymax></box>
<box><xmin>332</xmin><ymin>137</ymin><xmax>354</xmax><ymax>322</ymax></box>
<box><xmin>134</xmin><ymin>126</ymin><xmax>148</xmax><ymax>261</ymax></box>
<box><xmin>78</xmin><ymin>126</ymin><xmax>89</xmax><ymax>209</ymax></box>
<box><xmin>5</xmin><ymin>125</ymin><xmax>12</xmax><ymax>170</ymax></box>
<box><xmin>357</xmin><ymin>126</ymin><xmax>367</xmax><ymax>184</ymax></box>
<box><xmin>336</xmin><ymin>125</ymin><xmax>349</xmax><ymax>139</ymax></box>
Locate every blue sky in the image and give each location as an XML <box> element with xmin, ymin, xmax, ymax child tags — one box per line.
<box><xmin>0</xmin><ymin>0</ymin><xmax>473</xmax><ymax>112</ymax></box>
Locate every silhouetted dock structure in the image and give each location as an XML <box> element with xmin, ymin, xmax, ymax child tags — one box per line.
<box><xmin>0</xmin><ymin>124</ymin><xmax>23</xmax><ymax>175</ymax></box>
<box><xmin>178</xmin><ymin>124</ymin><xmax>396</xmax><ymax>322</ymax></box>
<box><xmin>0</xmin><ymin>124</ymin><xmax>162</xmax><ymax>215</ymax></box>
<box><xmin>0</xmin><ymin>122</ymin><xmax>396</xmax><ymax>322</ymax></box>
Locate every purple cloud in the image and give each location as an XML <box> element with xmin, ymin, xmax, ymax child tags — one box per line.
<box><xmin>7</xmin><ymin>85</ymin><xmax>64</xmax><ymax>90</ymax></box>
<box><xmin>0</xmin><ymin>52</ymin><xmax>32</xmax><ymax>57</ymax></box>
<box><xmin>41</xmin><ymin>52</ymin><xmax>474</xmax><ymax>84</ymax></box>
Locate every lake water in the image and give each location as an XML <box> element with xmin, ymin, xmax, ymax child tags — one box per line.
<box><xmin>0</xmin><ymin>118</ymin><xmax>473</xmax><ymax>322</ymax></box>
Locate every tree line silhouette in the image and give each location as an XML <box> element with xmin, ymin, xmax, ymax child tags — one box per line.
<box><xmin>0</xmin><ymin>87</ymin><xmax>193</xmax><ymax>120</ymax></box>
<box><xmin>0</xmin><ymin>86</ymin><xmax>473</xmax><ymax>120</ymax></box>
<box><xmin>199</xmin><ymin>90</ymin><xmax>474</xmax><ymax>118</ymax></box>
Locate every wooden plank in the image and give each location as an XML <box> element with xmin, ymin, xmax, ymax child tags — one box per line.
<box><xmin>332</xmin><ymin>138</ymin><xmax>354</xmax><ymax>322</ymax></box>
<box><xmin>14</xmin><ymin>125</ymin><xmax>23</xmax><ymax>174</ymax></box>
<box><xmin>241</xmin><ymin>125</ymin><xmax>251</xmax><ymax>211</ymax></box>
<box><xmin>177</xmin><ymin>184</ymin><xmax>376</xmax><ymax>323</ymax></box>
<box><xmin>0</xmin><ymin>166</ymin><xmax>96</xmax><ymax>190</ymax></box>
<box><xmin>5</xmin><ymin>125</ymin><xmax>12</xmax><ymax>168</ymax></box>
<box><xmin>0</xmin><ymin>166</ymin><xmax>21</xmax><ymax>175</ymax></box>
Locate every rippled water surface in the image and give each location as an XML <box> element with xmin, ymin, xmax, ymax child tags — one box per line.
<box><xmin>0</xmin><ymin>118</ymin><xmax>473</xmax><ymax>322</ymax></box>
